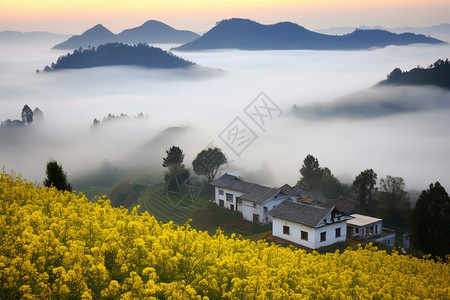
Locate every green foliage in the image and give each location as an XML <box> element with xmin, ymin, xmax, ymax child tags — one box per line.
<box><xmin>352</xmin><ymin>169</ymin><xmax>377</xmax><ymax>213</ymax></box>
<box><xmin>162</xmin><ymin>146</ymin><xmax>185</xmax><ymax>170</ymax></box>
<box><xmin>43</xmin><ymin>160</ymin><xmax>72</xmax><ymax>192</ymax></box>
<box><xmin>297</xmin><ymin>154</ymin><xmax>348</xmax><ymax>198</ymax></box>
<box><xmin>192</xmin><ymin>147</ymin><xmax>227</xmax><ymax>182</ymax></box>
<box><xmin>410</xmin><ymin>182</ymin><xmax>450</xmax><ymax>258</ymax></box>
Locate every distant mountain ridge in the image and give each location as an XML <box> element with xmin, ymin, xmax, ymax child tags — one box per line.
<box><xmin>317</xmin><ymin>23</ymin><xmax>450</xmax><ymax>39</ymax></box>
<box><xmin>53</xmin><ymin>20</ymin><xmax>200</xmax><ymax>49</ymax></box>
<box><xmin>174</xmin><ymin>18</ymin><xmax>444</xmax><ymax>51</ymax></box>
<box><xmin>0</xmin><ymin>31</ymin><xmax>69</xmax><ymax>44</ymax></box>
<box><xmin>42</xmin><ymin>43</ymin><xmax>196</xmax><ymax>71</ymax></box>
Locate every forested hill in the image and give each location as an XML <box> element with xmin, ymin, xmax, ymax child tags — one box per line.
<box><xmin>42</xmin><ymin>43</ymin><xmax>196</xmax><ymax>71</ymax></box>
<box><xmin>174</xmin><ymin>18</ymin><xmax>444</xmax><ymax>51</ymax></box>
<box><xmin>378</xmin><ymin>59</ymin><xmax>450</xmax><ymax>89</ymax></box>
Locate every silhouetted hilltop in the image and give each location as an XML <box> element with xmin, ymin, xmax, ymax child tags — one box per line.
<box><xmin>53</xmin><ymin>24</ymin><xmax>115</xmax><ymax>49</ymax></box>
<box><xmin>174</xmin><ymin>18</ymin><xmax>444</xmax><ymax>51</ymax></box>
<box><xmin>117</xmin><ymin>20</ymin><xmax>199</xmax><ymax>44</ymax></box>
<box><xmin>378</xmin><ymin>59</ymin><xmax>450</xmax><ymax>89</ymax></box>
<box><xmin>42</xmin><ymin>43</ymin><xmax>196</xmax><ymax>71</ymax></box>
<box><xmin>53</xmin><ymin>21</ymin><xmax>199</xmax><ymax>50</ymax></box>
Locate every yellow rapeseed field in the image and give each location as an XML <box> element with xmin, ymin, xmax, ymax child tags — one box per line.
<box><xmin>1</xmin><ymin>172</ymin><xmax>449</xmax><ymax>299</ymax></box>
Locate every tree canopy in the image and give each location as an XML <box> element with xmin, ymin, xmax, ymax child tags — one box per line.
<box><xmin>297</xmin><ymin>154</ymin><xmax>348</xmax><ymax>198</ymax></box>
<box><xmin>352</xmin><ymin>169</ymin><xmax>377</xmax><ymax>213</ymax></box>
<box><xmin>21</xmin><ymin>104</ymin><xmax>33</xmax><ymax>125</ymax></box>
<box><xmin>410</xmin><ymin>182</ymin><xmax>450</xmax><ymax>258</ymax></box>
<box><xmin>43</xmin><ymin>160</ymin><xmax>72</xmax><ymax>192</ymax></box>
<box><xmin>192</xmin><ymin>147</ymin><xmax>227</xmax><ymax>182</ymax></box>
<box><xmin>162</xmin><ymin>146</ymin><xmax>185</xmax><ymax>171</ymax></box>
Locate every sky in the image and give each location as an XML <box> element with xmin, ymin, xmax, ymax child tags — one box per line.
<box><xmin>1</xmin><ymin>0</ymin><xmax>449</xmax><ymax>34</ymax></box>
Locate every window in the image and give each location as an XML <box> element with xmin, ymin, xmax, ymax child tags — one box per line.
<box><xmin>355</xmin><ymin>228</ymin><xmax>359</xmax><ymax>234</ymax></box>
<box><xmin>301</xmin><ymin>231</ymin><xmax>308</xmax><ymax>241</ymax></box>
<box><xmin>283</xmin><ymin>225</ymin><xmax>290</xmax><ymax>235</ymax></box>
<box><xmin>320</xmin><ymin>232</ymin><xmax>326</xmax><ymax>242</ymax></box>
<box><xmin>226</xmin><ymin>193</ymin><xmax>233</xmax><ymax>202</ymax></box>
<box><xmin>264</xmin><ymin>206</ymin><xmax>268</xmax><ymax>213</ymax></box>
<box><xmin>219</xmin><ymin>189</ymin><xmax>224</xmax><ymax>195</ymax></box>
<box><xmin>335</xmin><ymin>227</ymin><xmax>341</xmax><ymax>238</ymax></box>
<box><xmin>219</xmin><ymin>200</ymin><xmax>224</xmax><ymax>207</ymax></box>
<box><xmin>253</xmin><ymin>202</ymin><xmax>257</xmax><ymax>208</ymax></box>
<box><xmin>230</xmin><ymin>204</ymin><xmax>234</xmax><ymax>211</ymax></box>
<box><xmin>253</xmin><ymin>214</ymin><xmax>260</xmax><ymax>223</ymax></box>
<box><xmin>375</xmin><ymin>224</ymin><xmax>378</xmax><ymax>234</ymax></box>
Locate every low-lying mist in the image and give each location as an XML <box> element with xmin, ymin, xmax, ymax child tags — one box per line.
<box><xmin>1</xmin><ymin>40</ymin><xmax>450</xmax><ymax>192</ymax></box>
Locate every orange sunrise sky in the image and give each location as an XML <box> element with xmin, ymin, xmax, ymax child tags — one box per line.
<box><xmin>0</xmin><ymin>0</ymin><xmax>449</xmax><ymax>34</ymax></box>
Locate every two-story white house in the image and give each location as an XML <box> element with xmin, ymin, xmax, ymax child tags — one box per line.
<box><xmin>211</xmin><ymin>173</ymin><xmax>290</xmax><ymax>223</ymax></box>
<box><xmin>269</xmin><ymin>200</ymin><xmax>353</xmax><ymax>249</ymax></box>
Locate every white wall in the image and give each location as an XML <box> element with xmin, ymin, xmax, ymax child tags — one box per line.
<box><xmin>272</xmin><ymin>217</ymin><xmax>347</xmax><ymax>249</ymax></box>
<box><xmin>214</xmin><ymin>187</ymin><xmax>244</xmax><ymax>211</ymax></box>
<box><xmin>239</xmin><ymin>199</ymin><xmax>263</xmax><ymax>223</ymax></box>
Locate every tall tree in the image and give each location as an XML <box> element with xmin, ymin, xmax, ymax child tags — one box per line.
<box><xmin>298</xmin><ymin>154</ymin><xmax>347</xmax><ymax>198</ymax></box>
<box><xmin>192</xmin><ymin>147</ymin><xmax>227</xmax><ymax>182</ymax></box>
<box><xmin>379</xmin><ymin>175</ymin><xmax>408</xmax><ymax>210</ymax></box>
<box><xmin>410</xmin><ymin>182</ymin><xmax>450</xmax><ymax>258</ymax></box>
<box><xmin>43</xmin><ymin>160</ymin><xmax>72</xmax><ymax>192</ymax></box>
<box><xmin>352</xmin><ymin>169</ymin><xmax>377</xmax><ymax>213</ymax></box>
<box><xmin>21</xmin><ymin>104</ymin><xmax>33</xmax><ymax>125</ymax></box>
<box><xmin>162</xmin><ymin>146</ymin><xmax>185</xmax><ymax>171</ymax></box>
<box><xmin>33</xmin><ymin>107</ymin><xmax>44</xmax><ymax>123</ymax></box>
<box><xmin>298</xmin><ymin>154</ymin><xmax>322</xmax><ymax>190</ymax></box>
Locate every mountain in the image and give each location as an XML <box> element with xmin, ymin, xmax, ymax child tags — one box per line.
<box><xmin>117</xmin><ymin>20</ymin><xmax>200</xmax><ymax>44</ymax></box>
<box><xmin>378</xmin><ymin>59</ymin><xmax>450</xmax><ymax>89</ymax></box>
<box><xmin>173</xmin><ymin>18</ymin><xmax>444</xmax><ymax>51</ymax></box>
<box><xmin>53</xmin><ymin>21</ymin><xmax>200</xmax><ymax>50</ymax></box>
<box><xmin>291</xmin><ymin>59</ymin><xmax>450</xmax><ymax>120</ymax></box>
<box><xmin>53</xmin><ymin>24</ymin><xmax>116</xmax><ymax>49</ymax></box>
<box><xmin>0</xmin><ymin>31</ymin><xmax>69</xmax><ymax>44</ymax></box>
<box><xmin>317</xmin><ymin>23</ymin><xmax>450</xmax><ymax>42</ymax></box>
<box><xmin>42</xmin><ymin>43</ymin><xmax>196</xmax><ymax>71</ymax></box>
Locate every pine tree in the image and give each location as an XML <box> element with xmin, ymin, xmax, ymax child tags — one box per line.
<box><xmin>43</xmin><ymin>160</ymin><xmax>72</xmax><ymax>192</ymax></box>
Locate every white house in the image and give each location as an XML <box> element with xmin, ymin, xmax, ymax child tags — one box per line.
<box><xmin>211</xmin><ymin>173</ymin><xmax>290</xmax><ymax>223</ymax></box>
<box><xmin>268</xmin><ymin>200</ymin><xmax>353</xmax><ymax>249</ymax></box>
<box><xmin>346</xmin><ymin>214</ymin><xmax>396</xmax><ymax>246</ymax></box>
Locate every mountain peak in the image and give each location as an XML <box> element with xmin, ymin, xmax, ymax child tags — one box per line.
<box><xmin>83</xmin><ymin>24</ymin><xmax>114</xmax><ymax>36</ymax></box>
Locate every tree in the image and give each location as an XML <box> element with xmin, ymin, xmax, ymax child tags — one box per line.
<box><xmin>298</xmin><ymin>155</ymin><xmax>322</xmax><ymax>190</ymax></box>
<box><xmin>297</xmin><ymin>154</ymin><xmax>347</xmax><ymax>198</ymax></box>
<box><xmin>162</xmin><ymin>146</ymin><xmax>185</xmax><ymax>171</ymax></box>
<box><xmin>33</xmin><ymin>107</ymin><xmax>44</xmax><ymax>123</ymax></box>
<box><xmin>192</xmin><ymin>147</ymin><xmax>227</xmax><ymax>182</ymax></box>
<box><xmin>352</xmin><ymin>169</ymin><xmax>377</xmax><ymax>213</ymax></box>
<box><xmin>378</xmin><ymin>175</ymin><xmax>410</xmax><ymax>225</ymax></box>
<box><xmin>43</xmin><ymin>160</ymin><xmax>72</xmax><ymax>192</ymax></box>
<box><xmin>21</xmin><ymin>104</ymin><xmax>33</xmax><ymax>125</ymax></box>
<box><xmin>410</xmin><ymin>182</ymin><xmax>450</xmax><ymax>258</ymax></box>
<box><xmin>379</xmin><ymin>175</ymin><xmax>408</xmax><ymax>210</ymax></box>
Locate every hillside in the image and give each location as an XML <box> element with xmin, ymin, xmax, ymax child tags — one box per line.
<box><xmin>174</xmin><ymin>18</ymin><xmax>444</xmax><ymax>51</ymax></box>
<box><xmin>53</xmin><ymin>20</ymin><xmax>199</xmax><ymax>49</ymax></box>
<box><xmin>42</xmin><ymin>43</ymin><xmax>196</xmax><ymax>71</ymax></box>
<box><xmin>378</xmin><ymin>58</ymin><xmax>450</xmax><ymax>89</ymax></box>
<box><xmin>1</xmin><ymin>173</ymin><xmax>449</xmax><ymax>299</ymax></box>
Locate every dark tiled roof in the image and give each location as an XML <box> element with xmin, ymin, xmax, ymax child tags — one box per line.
<box><xmin>211</xmin><ymin>173</ymin><xmax>280</xmax><ymax>204</ymax></box>
<box><xmin>269</xmin><ymin>200</ymin><xmax>335</xmax><ymax>228</ymax></box>
<box><xmin>240</xmin><ymin>186</ymin><xmax>281</xmax><ymax>204</ymax></box>
<box><xmin>321</xmin><ymin>196</ymin><xmax>359</xmax><ymax>214</ymax></box>
<box><xmin>279</xmin><ymin>184</ymin><xmax>327</xmax><ymax>203</ymax></box>
<box><xmin>210</xmin><ymin>173</ymin><xmax>254</xmax><ymax>192</ymax></box>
